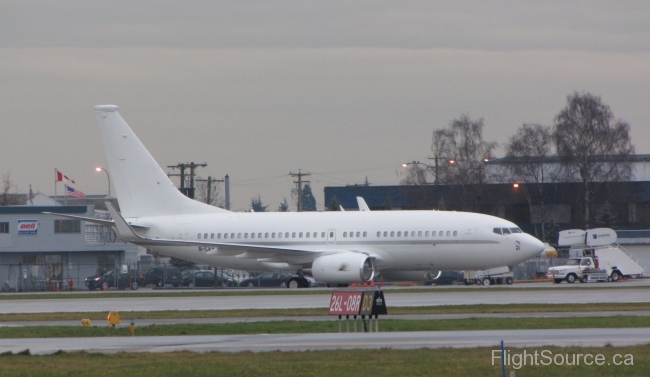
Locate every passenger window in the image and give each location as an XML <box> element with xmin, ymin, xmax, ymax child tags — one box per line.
<box><xmin>446</xmin><ymin>231</ymin><xmax>450</xmax><ymax>236</ymax></box>
<box><xmin>313</xmin><ymin>232</ymin><xmax>317</xmax><ymax>238</ymax></box>
<box><xmin>363</xmin><ymin>231</ymin><xmax>367</xmax><ymax>237</ymax></box>
<box><xmin>265</xmin><ymin>233</ymin><xmax>269</xmax><ymax>238</ymax></box>
<box><xmin>292</xmin><ymin>232</ymin><xmax>296</xmax><ymax>238</ymax></box>
<box><xmin>411</xmin><ymin>231</ymin><xmax>415</xmax><ymax>237</ymax></box>
<box><xmin>493</xmin><ymin>228</ymin><xmax>502</xmax><ymax>235</ymax></box>
<box><xmin>356</xmin><ymin>232</ymin><xmax>360</xmax><ymax>237</ymax></box>
<box><xmin>204</xmin><ymin>233</ymin><xmax>208</xmax><ymax>239</ymax></box>
<box><xmin>425</xmin><ymin>231</ymin><xmax>429</xmax><ymax>237</ymax></box>
<box><xmin>238</xmin><ymin>233</ymin><xmax>242</xmax><ymax>238</ymax></box>
<box><xmin>211</xmin><ymin>233</ymin><xmax>214</xmax><ymax>239</ymax></box>
<box><xmin>244</xmin><ymin>233</ymin><xmax>248</xmax><ymax>238</ymax></box>
<box><xmin>258</xmin><ymin>233</ymin><xmax>262</xmax><ymax>238</ymax></box>
<box><xmin>306</xmin><ymin>232</ymin><xmax>310</xmax><ymax>238</ymax></box>
<box><xmin>390</xmin><ymin>231</ymin><xmax>394</xmax><ymax>237</ymax></box>
<box><xmin>251</xmin><ymin>233</ymin><xmax>255</xmax><ymax>239</ymax></box>
<box><xmin>278</xmin><ymin>233</ymin><xmax>283</xmax><ymax>238</ymax></box>
<box><xmin>224</xmin><ymin>233</ymin><xmax>228</xmax><ymax>239</ymax></box>
<box><xmin>329</xmin><ymin>231</ymin><xmax>333</xmax><ymax>238</ymax></box>
<box><xmin>197</xmin><ymin>233</ymin><xmax>201</xmax><ymax>239</ymax></box>
<box><xmin>299</xmin><ymin>232</ymin><xmax>303</xmax><ymax>238</ymax></box>
<box><xmin>322</xmin><ymin>232</ymin><xmax>326</xmax><ymax>238</ymax></box>
<box><xmin>343</xmin><ymin>232</ymin><xmax>347</xmax><ymax>237</ymax></box>
<box><xmin>377</xmin><ymin>231</ymin><xmax>381</xmax><ymax>237</ymax></box>
<box><xmin>418</xmin><ymin>231</ymin><xmax>422</xmax><ymax>237</ymax></box>
<box><xmin>403</xmin><ymin>231</ymin><xmax>407</xmax><ymax>237</ymax></box>
<box><xmin>217</xmin><ymin>233</ymin><xmax>221</xmax><ymax>239</ymax></box>
<box><xmin>453</xmin><ymin>231</ymin><xmax>457</xmax><ymax>236</ymax></box>
<box><xmin>383</xmin><ymin>231</ymin><xmax>388</xmax><ymax>237</ymax></box>
<box><xmin>231</xmin><ymin>233</ymin><xmax>235</xmax><ymax>239</ymax></box>
<box><xmin>439</xmin><ymin>231</ymin><xmax>443</xmax><ymax>237</ymax></box>
<box><xmin>397</xmin><ymin>231</ymin><xmax>401</xmax><ymax>237</ymax></box>
<box><xmin>285</xmin><ymin>232</ymin><xmax>289</xmax><ymax>238</ymax></box>
<box><xmin>272</xmin><ymin>233</ymin><xmax>275</xmax><ymax>238</ymax></box>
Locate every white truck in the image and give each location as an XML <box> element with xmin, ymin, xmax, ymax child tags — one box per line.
<box><xmin>547</xmin><ymin>228</ymin><xmax>645</xmax><ymax>284</ymax></box>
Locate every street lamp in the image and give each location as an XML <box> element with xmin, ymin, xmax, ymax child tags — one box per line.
<box><xmin>95</xmin><ymin>167</ymin><xmax>111</xmax><ymax>197</ymax></box>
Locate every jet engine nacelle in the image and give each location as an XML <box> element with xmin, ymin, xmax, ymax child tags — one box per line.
<box><xmin>380</xmin><ymin>270</ymin><xmax>441</xmax><ymax>282</ymax></box>
<box><xmin>311</xmin><ymin>253</ymin><xmax>375</xmax><ymax>284</ymax></box>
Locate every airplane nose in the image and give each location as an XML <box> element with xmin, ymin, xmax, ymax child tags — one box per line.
<box><xmin>522</xmin><ymin>234</ymin><xmax>545</xmax><ymax>257</ymax></box>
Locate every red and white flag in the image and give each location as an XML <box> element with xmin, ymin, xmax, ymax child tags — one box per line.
<box><xmin>65</xmin><ymin>185</ymin><xmax>86</xmax><ymax>199</ymax></box>
<box><xmin>56</xmin><ymin>170</ymin><xmax>75</xmax><ymax>184</ymax></box>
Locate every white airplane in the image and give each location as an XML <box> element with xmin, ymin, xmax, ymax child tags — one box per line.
<box><xmin>48</xmin><ymin>105</ymin><xmax>545</xmax><ymax>288</ymax></box>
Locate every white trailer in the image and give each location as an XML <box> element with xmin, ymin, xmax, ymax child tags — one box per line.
<box><xmin>464</xmin><ymin>266</ymin><xmax>514</xmax><ymax>286</ymax></box>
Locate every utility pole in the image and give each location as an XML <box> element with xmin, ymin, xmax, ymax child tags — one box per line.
<box><xmin>196</xmin><ymin>176</ymin><xmax>224</xmax><ymax>205</ymax></box>
<box><xmin>224</xmin><ymin>174</ymin><xmax>230</xmax><ymax>210</ymax></box>
<box><xmin>289</xmin><ymin>169</ymin><xmax>311</xmax><ymax>212</ymax></box>
<box><xmin>167</xmin><ymin>162</ymin><xmax>207</xmax><ymax>199</ymax></box>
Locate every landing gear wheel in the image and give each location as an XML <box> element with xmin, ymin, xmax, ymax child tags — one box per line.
<box><xmin>505</xmin><ymin>277</ymin><xmax>514</xmax><ymax>285</ymax></box>
<box><xmin>566</xmin><ymin>274</ymin><xmax>576</xmax><ymax>284</ymax></box>
<box><xmin>482</xmin><ymin>278</ymin><xmax>491</xmax><ymax>286</ymax></box>
<box><xmin>610</xmin><ymin>271</ymin><xmax>620</xmax><ymax>282</ymax></box>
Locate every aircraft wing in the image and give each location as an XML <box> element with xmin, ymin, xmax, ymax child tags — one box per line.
<box><xmin>104</xmin><ymin>203</ymin><xmax>343</xmax><ymax>261</ymax></box>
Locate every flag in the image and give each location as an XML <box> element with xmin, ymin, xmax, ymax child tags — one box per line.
<box><xmin>56</xmin><ymin>170</ymin><xmax>75</xmax><ymax>184</ymax></box>
<box><xmin>65</xmin><ymin>185</ymin><xmax>86</xmax><ymax>199</ymax></box>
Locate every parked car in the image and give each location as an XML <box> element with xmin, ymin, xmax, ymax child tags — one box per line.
<box><xmin>138</xmin><ymin>266</ymin><xmax>182</xmax><ymax>287</ymax></box>
<box><xmin>85</xmin><ymin>269</ymin><xmax>139</xmax><ymax>290</ymax></box>
<box><xmin>240</xmin><ymin>272</ymin><xmax>310</xmax><ymax>288</ymax></box>
<box><xmin>423</xmin><ymin>270</ymin><xmax>464</xmax><ymax>286</ymax></box>
<box><xmin>181</xmin><ymin>270</ymin><xmax>236</xmax><ymax>288</ymax></box>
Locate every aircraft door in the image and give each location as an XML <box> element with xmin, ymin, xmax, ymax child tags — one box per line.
<box><xmin>327</xmin><ymin>229</ymin><xmax>336</xmax><ymax>245</ymax></box>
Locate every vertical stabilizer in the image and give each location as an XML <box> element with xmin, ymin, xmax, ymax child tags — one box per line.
<box><xmin>94</xmin><ymin>105</ymin><xmax>228</xmax><ymax>218</ymax></box>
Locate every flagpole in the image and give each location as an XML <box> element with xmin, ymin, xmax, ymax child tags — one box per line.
<box><xmin>54</xmin><ymin>168</ymin><xmax>57</xmax><ymax>203</ymax></box>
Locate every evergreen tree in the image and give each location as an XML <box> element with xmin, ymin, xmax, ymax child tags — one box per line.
<box><xmin>277</xmin><ymin>198</ymin><xmax>290</xmax><ymax>212</ymax></box>
<box><xmin>250</xmin><ymin>195</ymin><xmax>269</xmax><ymax>212</ymax></box>
<box><xmin>326</xmin><ymin>196</ymin><xmax>341</xmax><ymax>211</ymax></box>
<box><xmin>301</xmin><ymin>184</ymin><xmax>317</xmax><ymax>211</ymax></box>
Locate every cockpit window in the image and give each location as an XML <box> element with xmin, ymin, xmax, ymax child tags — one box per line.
<box><xmin>502</xmin><ymin>228</ymin><xmax>512</xmax><ymax>235</ymax></box>
<box><xmin>493</xmin><ymin>228</ymin><xmax>502</xmax><ymax>235</ymax></box>
<box><xmin>510</xmin><ymin>228</ymin><xmax>523</xmax><ymax>233</ymax></box>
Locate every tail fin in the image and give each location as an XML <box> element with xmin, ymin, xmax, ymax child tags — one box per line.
<box><xmin>94</xmin><ymin>105</ymin><xmax>228</xmax><ymax>218</ymax></box>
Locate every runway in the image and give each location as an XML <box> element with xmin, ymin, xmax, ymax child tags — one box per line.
<box><xmin>2</xmin><ymin>287</ymin><xmax>649</xmax><ymax>314</ymax></box>
<box><xmin>2</xmin><ymin>328</ymin><xmax>650</xmax><ymax>355</ymax></box>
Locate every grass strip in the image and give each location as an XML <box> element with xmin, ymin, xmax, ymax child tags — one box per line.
<box><xmin>1</xmin><ymin>346</ymin><xmax>649</xmax><ymax>377</ymax></box>
<box><xmin>3</xmin><ymin>302</ymin><xmax>650</xmax><ymax>322</ymax></box>
<box><xmin>1</xmin><ymin>284</ymin><xmax>648</xmax><ymax>300</ymax></box>
<box><xmin>1</xmin><ymin>316</ymin><xmax>649</xmax><ymax>338</ymax></box>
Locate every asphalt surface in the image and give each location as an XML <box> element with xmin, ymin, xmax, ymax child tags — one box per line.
<box><xmin>3</xmin><ymin>328</ymin><xmax>650</xmax><ymax>355</ymax></box>
<box><xmin>2</xmin><ymin>286</ymin><xmax>649</xmax><ymax>314</ymax></box>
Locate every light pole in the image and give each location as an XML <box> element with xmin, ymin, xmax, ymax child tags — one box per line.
<box><xmin>95</xmin><ymin>167</ymin><xmax>110</xmax><ymax>197</ymax></box>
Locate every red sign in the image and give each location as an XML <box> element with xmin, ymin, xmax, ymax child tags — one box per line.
<box><xmin>328</xmin><ymin>291</ymin><xmax>363</xmax><ymax>315</ymax></box>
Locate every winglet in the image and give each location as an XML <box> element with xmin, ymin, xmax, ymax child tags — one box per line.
<box><xmin>356</xmin><ymin>197</ymin><xmax>370</xmax><ymax>211</ymax></box>
<box><xmin>105</xmin><ymin>202</ymin><xmax>144</xmax><ymax>243</ymax></box>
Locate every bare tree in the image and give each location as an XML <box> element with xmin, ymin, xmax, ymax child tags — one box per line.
<box><xmin>553</xmin><ymin>92</ymin><xmax>635</xmax><ymax>227</ymax></box>
<box><xmin>432</xmin><ymin>114</ymin><xmax>497</xmax><ymax>210</ymax></box>
<box><xmin>505</xmin><ymin>124</ymin><xmax>555</xmax><ymax>238</ymax></box>
<box><xmin>1</xmin><ymin>172</ymin><xmax>23</xmax><ymax>206</ymax></box>
<box><xmin>195</xmin><ymin>176</ymin><xmax>224</xmax><ymax>208</ymax></box>
<box><xmin>399</xmin><ymin>164</ymin><xmax>430</xmax><ymax>185</ymax></box>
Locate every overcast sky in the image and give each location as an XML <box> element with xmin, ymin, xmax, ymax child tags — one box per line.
<box><xmin>2</xmin><ymin>1</ymin><xmax>650</xmax><ymax>211</ymax></box>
